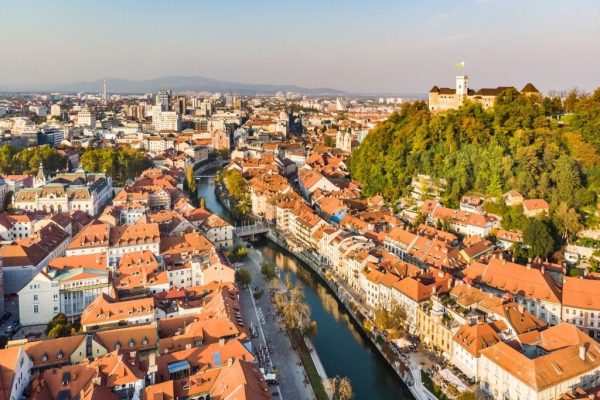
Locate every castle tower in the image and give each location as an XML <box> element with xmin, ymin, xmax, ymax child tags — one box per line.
<box><xmin>456</xmin><ymin>75</ymin><xmax>469</xmax><ymax>103</ymax></box>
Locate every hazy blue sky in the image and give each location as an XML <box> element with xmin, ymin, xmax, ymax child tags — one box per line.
<box><xmin>0</xmin><ymin>0</ymin><xmax>598</xmax><ymax>93</ymax></box>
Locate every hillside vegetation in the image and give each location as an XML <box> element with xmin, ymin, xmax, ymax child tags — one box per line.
<box><xmin>348</xmin><ymin>88</ymin><xmax>600</xmax><ymax>211</ymax></box>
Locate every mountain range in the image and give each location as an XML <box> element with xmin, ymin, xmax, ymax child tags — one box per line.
<box><xmin>0</xmin><ymin>76</ymin><xmax>347</xmax><ymax>96</ymax></box>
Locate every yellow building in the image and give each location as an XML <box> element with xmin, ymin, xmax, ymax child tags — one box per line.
<box><xmin>416</xmin><ymin>297</ymin><xmax>460</xmax><ymax>360</ymax></box>
<box><xmin>428</xmin><ymin>75</ymin><xmax>540</xmax><ymax>112</ymax></box>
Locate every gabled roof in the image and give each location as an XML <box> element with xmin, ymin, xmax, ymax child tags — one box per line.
<box><xmin>463</xmin><ymin>258</ymin><xmax>561</xmax><ymax>303</ymax></box>
<box><xmin>521</xmin><ymin>83</ymin><xmax>540</xmax><ymax>93</ymax></box>
<box><xmin>563</xmin><ymin>277</ymin><xmax>600</xmax><ymax>310</ymax></box>
<box><xmin>0</xmin><ymin>347</ymin><xmax>23</xmax><ymax>400</ymax></box>
<box><xmin>481</xmin><ymin>323</ymin><xmax>600</xmax><ymax>391</ymax></box>
<box><xmin>454</xmin><ymin>322</ymin><xmax>501</xmax><ymax>357</ymax></box>
<box><xmin>24</xmin><ymin>335</ymin><xmax>86</xmax><ymax>368</ymax></box>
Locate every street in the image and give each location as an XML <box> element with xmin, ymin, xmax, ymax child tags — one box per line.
<box><xmin>237</xmin><ymin>243</ymin><xmax>317</xmax><ymax>400</ymax></box>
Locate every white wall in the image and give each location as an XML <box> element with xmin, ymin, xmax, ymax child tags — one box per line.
<box><xmin>18</xmin><ymin>273</ymin><xmax>60</xmax><ymax>326</ymax></box>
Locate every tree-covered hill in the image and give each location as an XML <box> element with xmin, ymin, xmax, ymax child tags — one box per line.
<box><xmin>348</xmin><ymin>88</ymin><xmax>600</xmax><ymax>211</ymax></box>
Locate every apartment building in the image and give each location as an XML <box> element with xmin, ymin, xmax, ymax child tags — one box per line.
<box><xmin>18</xmin><ymin>253</ymin><xmax>111</xmax><ymax>326</ymax></box>
<box><xmin>463</xmin><ymin>258</ymin><xmax>562</xmax><ymax>325</ymax></box>
<box><xmin>478</xmin><ymin>324</ymin><xmax>600</xmax><ymax>400</ymax></box>
<box><xmin>562</xmin><ymin>277</ymin><xmax>600</xmax><ymax>340</ymax></box>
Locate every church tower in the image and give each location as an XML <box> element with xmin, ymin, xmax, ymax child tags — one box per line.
<box><xmin>456</xmin><ymin>75</ymin><xmax>469</xmax><ymax>104</ymax></box>
<box><xmin>34</xmin><ymin>162</ymin><xmax>46</xmax><ymax>188</ymax></box>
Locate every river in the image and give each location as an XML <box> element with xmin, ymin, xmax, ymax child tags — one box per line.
<box><xmin>197</xmin><ymin>175</ymin><xmax>414</xmax><ymax>400</ymax></box>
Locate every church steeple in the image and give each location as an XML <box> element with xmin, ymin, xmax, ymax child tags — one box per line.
<box><xmin>34</xmin><ymin>162</ymin><xmax>46</xmax><ymax>188</ymax></box>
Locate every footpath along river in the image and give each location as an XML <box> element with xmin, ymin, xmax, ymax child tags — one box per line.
<box><xmin>198</xmin><ymin>174</ymin><xmax>414</xmax><ymax>400</ymax></box>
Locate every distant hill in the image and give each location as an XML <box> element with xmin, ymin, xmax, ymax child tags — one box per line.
<box><xmin>0</xmin><ymin>75</ymin><xmax>347</xmax><ymax>96</ymax></box>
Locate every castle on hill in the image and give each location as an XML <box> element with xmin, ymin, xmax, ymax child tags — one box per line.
<box><xmin>428</xmin><ymin>75</ymin><xmax>540</xmax><ymax>112</ymax></box>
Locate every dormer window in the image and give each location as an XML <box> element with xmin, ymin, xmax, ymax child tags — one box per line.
<box><xmin>142</xmin><ymin>337</ymin><xmax>148</xmax><ymax>345</ymax></box>
<box><xmin>115</xmin><ymin>342</ymin><xmax>121</xmax><ymax>350</ymax></box>
<box><xmin>129</xmin><ymin>339</ymin><xmax>135</xmax><ymax>347</ymax></box>
<box><xmin>42</xmin><ymin>353</ymin><xmax>48</xmax><ymax>362</ymax></box>
<box><xmin>57</xmin><ymin>351</ymin><xmax>63</xmax><ymax>359</ymax></box>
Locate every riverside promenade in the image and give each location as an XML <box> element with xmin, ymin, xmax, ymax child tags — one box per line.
<box><xmin>263</xmin><ymin>229</ymin><xmax>435</xmax><ymax>400</ymax></box>
<box><xmin>214</xmin><ymin>179</ymin><xmax>416</xmax><ymax>399</ymax></box>
<box><xmin>238</xmin><ymin>244</ymin><xmax>317</xmax><ymax>400</ymax></box>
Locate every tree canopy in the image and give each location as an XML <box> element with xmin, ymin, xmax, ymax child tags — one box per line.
<box><xmin>45</xmin><ymin>313</ymin><xmax>77</xmax><ymax>338</ymax></box>
<box><xmin>0</xmin><ymin>144</ymin><xmax>65</xmax><ymax>175</ymax></box>
<box><xmin>348</xmin><ymin>89</ymin><xmax>600</xmax><ymax>210</ymax></box>
<box><xmin>217</xmin><ymin>169</ymin><xmax>251</xmax><ymax>215</ymax></box>
<box><xmin>80</xmin><ymin>147</ymin><xmax>152</xmax><ymax>185</ymax></box>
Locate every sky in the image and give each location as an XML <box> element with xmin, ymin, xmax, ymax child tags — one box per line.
<box><xmin>0</xmin><ymin>0</ymin><xmax>599</xmax><ymax>94</ymax></box>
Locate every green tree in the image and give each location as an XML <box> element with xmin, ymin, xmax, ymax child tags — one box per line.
<box><xmin>564</xmin><ymin>89</ymin><xmax>581</xmax><ymax>113</ymax></box>
<box><xmin>571</xmin><ymin>88</ymin><xmax>600</xmax><ymax>150</ymax></box>
<box><xmin>323</xmin><ymin>135</ymin><xmax>335</xmax><ymax>147</ymax></box>
<box><xmin>260</xmin><ymin>262</ymin><xmax>277</xmax><ymax>281</ymax></box>
<box><xmin>372</xmin><ymin>300</ymin><xmax>408</xmax><ymax>338</ymax></box>
<box><xmin>223</xmin><ymin>170</ymin><xmax>248</xmax><ymax>201</ymax></box>
<box><xmin>235</xmin><ymin>268</ymin><xmax>252</xmax><ymax>287</ymax></box>
<box><xmin>11</xmin><ymin>145</ymin><xmax>65</xmax><ymax>175</ymax></box>
<box><xmin>273</xmin><ymin>277</ymin><xmax>314</xmax><ymax>334</ymax></box>
<box><xmin>0</xmin><ymin>145</ymin><xmax>16</xmax><ymax>174</ymax></box>
<box><xmin>185</xmin><ymin>163</ymin><xmax>197</xmax><ymax>198</ymax></box>
<box><xmin>523</xmin><ymin>219</ymin><xmax>555</xmax><ymax>258</ymax></box>
<box><xmin>554</xmin><ymin>155</ymin><xmax>581</xmax><ymax>207</ymax></box>
<box><xmin>45</xmin><ymin>313</ymin><xmax>75</xmax><ymax>338</ymax></box>
<box><xmin>2</xmin><ymin>191</ymin><xmax>13</xmax><ymax>211</ymax></box>
<box><xmin>80</xmin><ymin>147</ymin><xmax>152</xmax><ymax>185</ymax></box>
<box><xmin>553</xmin><ymin>202</ymin><xmax>582</xmax><ymax>241</ymax></box>
<box><xmin>456</xmin><ymin>391</ymin><xmax>477</xmax><ymax>400</ymax></box>
<box><xmin>331</xmin><ymin>376</ymin><xmax>354</xmax><ymax>400</ymax></box>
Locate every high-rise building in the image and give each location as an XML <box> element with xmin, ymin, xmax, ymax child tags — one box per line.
<box><xmin>234</xmin><ymin>98</ymin><xmax>246</xmax><ymax>110</ymax></box>
<box><xmin>102</xmin><ymin>78</ymin><xmax>108</xmax><ymax>100</ymax></box>
<box><xmin>77</xmin><ymin>107</ymin><xmax>96</xmax><ymax>127</ymax></box>
<box><xmin>153</xmin><ymin>111</ymin><xmax>181</xmax><ymax>132</ymax></box>
<box><xmin>225</xmin><ymin>94</ymin><xmax>234</xmax><ymax>107</ymax></box>
<box><xmin>174</xmin><ymin>96</ymin><xmax>187</xmax><ymax>115</ymax></box>
<box><xmin>50</xmin><ymin>104</ymin><xmax>62</xmax><ymax>118</ymax></box>
<box><xmin>155</xmin><ymin>90</ymin><xmax>172</xmax><ymax>111</ymax></box>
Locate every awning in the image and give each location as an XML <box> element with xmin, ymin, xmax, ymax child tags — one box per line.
<box><xmin>439</xmin><ymin>368</ymin><xmax>468</xmax><ymax>392</ymax></box>
<box><xmin>167</xmin><ymin>360</ymin><xmax>190</xmax><ymax>374</ymax></box>
<box><xmin>393</xmin><ymin>338</ymin><xmax>412</xmax><ymax>348</ymax></box>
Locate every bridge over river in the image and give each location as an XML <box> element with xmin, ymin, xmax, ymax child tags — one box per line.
<box><xmin>233</xmin><ymin>221</ymin><xmax>270</xmax><ymax>238</ymax></box>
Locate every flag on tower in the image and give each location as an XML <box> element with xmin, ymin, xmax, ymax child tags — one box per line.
<box><xmin>455</xmin><ymin>61</ymin><xmax>465</xmax><ymax>70</ymax></box>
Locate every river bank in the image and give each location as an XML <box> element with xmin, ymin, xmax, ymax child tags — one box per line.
<box><xmin>199</xmin><ymin>175</ymin><xmax>415</xmax><ymax>399</ymax></box>
<box><xmin>264</xmin><ymin>230</ymin><xmax>415</xmax><ymax>382</ymax></box>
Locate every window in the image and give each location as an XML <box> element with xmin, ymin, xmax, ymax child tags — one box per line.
<box><xmin>33</xmin><ymin>295</ymin><xmax>38</xmax><ymax>301</ymax></box>
<box><xmin>33</xmin><ymin>305</ymin><xmax>39</xmax><ymax>313</ymax></box>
